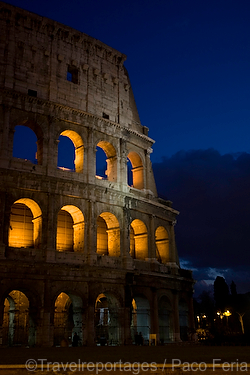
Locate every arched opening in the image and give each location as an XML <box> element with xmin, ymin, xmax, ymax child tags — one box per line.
<box><xmin>8</xmin><ymin>199</ymin><xmax>42</xmax><ymax>249</ymax></box>
<box><xmin>96</xmin><ymin>146</ymin><xmax>107</xmax><ymax>179</ymax></box>
<box><xmin>155</xmin><ymin>226</ymin><xmax>169</xmax><ymax>263</ymax></box>
<box><xmin>13</xmin><ymin>125</ymin><xmax>38</xmax><ymax>164</ymax></box>
<box><xmin>131</xmin><ymin>296</ymin><xmax>150</xmax><ymax>344</ymax></box>
<box><xmin>2</xmin><ymin>290</ymin><xmax>35</xmax><ymax>346</ymax></box>
<box><xmin>127</xmin><ymin>158</ymin><xmax>133</xmax><ymax>186</ymax></box>
<box><xmin>56</xmin><ymin>205</ymin><xmax>84</xmax><ymax>252</ymax></box>
<box><xmin>97</xmin><ymin>212</ymin><xmax>120</xmax><ymax>257</ymax></box>
<box><xmin>127</xmin><ymin>152</ymin><xmax>144</xmax><ymax>189</ymax></box>
<box><xmin>130</xmin><ymin>219</ymin><xmax>148</xmax><ymax>260</ymax></box>
<box><xmin>96</xmin><ymin>141</ymin><xmax>117</xmax><ymax>181</ymax></box>
<box><xmin>57</xmin><ymin>130</ymin><xmax>84</xmax><ymax>173</ymax></box>
<box><xmin>95</xmin><ymin>292</ymin><xmax>120</xmax><ymax>345</ymax></box>
<box><xmin>158</xmin><ymin>296</ymin><xmax>173</xmax><ymax>343</ymax></box>
<box><xmin>179</xmin><ymin>299</ymin><xmax>189</xmax><ymax>341</ymax></box>
<box><xmin>54</xmin><ymin>292</ymin><xmax>83</xmax><ymax>347</ymax></box>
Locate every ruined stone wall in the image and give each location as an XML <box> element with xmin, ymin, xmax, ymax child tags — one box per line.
<box><xmin>0</xmin><ymin>1</ymin><xmax>194</xmax><ymax>347</ymax></box>
<box><xmin>0</xmin><ymin>1</ymin><xmax>141</xmax><ymax>129</ymax></box>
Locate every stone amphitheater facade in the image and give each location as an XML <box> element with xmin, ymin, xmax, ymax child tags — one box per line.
<box><xmin>0</xmin><ymin>2</ymin><xmax>194</xmax><ymax>347</ymax></box>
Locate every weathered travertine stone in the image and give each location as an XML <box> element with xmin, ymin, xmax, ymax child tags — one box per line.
<box><xmin>0</xmin><ymin>1</ymin><xmax>194</xmax><ymax>347</ymax></box>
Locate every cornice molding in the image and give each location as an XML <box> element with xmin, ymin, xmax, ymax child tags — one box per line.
<box><xmin>1</xmin><ymin>88</ymin><xmax>155</xmax><ymax>144</ymax></box>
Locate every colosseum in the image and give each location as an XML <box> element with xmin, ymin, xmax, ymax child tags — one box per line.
<box><xmin>0</xmin><ymin>1</ymin><xmax>195</xmax><ymax>347</ymax></box>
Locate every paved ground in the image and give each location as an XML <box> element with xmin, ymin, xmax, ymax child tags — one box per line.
<box><xmin>0</xmin><ymin>345</ymin><xmax>250</xmax><ymax>365</ymax></box>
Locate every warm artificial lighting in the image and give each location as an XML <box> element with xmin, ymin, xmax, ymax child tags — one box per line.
<box><xmin>130</xmin><ymin>219</ymin><xmax>148</xmax><ymax>260</ymax></box>
<box><xmin>127</xmin><ymin>151</ymin><xmax>144</xmax><ymax>190</ymax></box>
<box><xmin>155</xmin><ymin>226</ymin><xmax>169</xmax><ymax>263</ymax></box>
<box><xmin>97</xmin><ymin>141</ymin><xmax>117</xmax><ymax>182</ymax></box>
<box><xmin>56</xmin><ymin>205</ymin><xmax>84</xmax><ymax>252</ymax></box>
<box><xmin>60</xmin><ymin>130</ymin><xmax>84</xmax><ymax>173</ymax></box>
<box><xmin>97</xmin><ymin>212</ymin><xmax>120</xmax><ymax>257</ymax></box>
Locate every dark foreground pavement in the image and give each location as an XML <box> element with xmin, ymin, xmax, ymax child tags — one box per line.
<box><xmin>0</xmin><ymin>345</ymin><xmax>249</xmax><ymax>365</ymax></box>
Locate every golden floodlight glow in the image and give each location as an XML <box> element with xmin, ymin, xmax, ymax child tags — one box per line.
<box><xmin>56</xmin><ymin>205</ymin><xmax>84</xmax><ymax>252</ymax></box>
<box><xmin>60</xmin><ymin>130</ymin><xmax>84</xmax><ymax>173</ymax></box>
<box><xmin>127</xmin><ymin>152</ymin><xmax>144</xmax><ymax>190</ymax></box>
<box><xmin>130</xmin><ymin>219</ymin><xmax>148</xmax><ymax>260</ymax></box>
<box><xmin>9</xmin><ymin>199</ymin><xmax>42</xmax><ymax>248</ymax></box>
<box><xmin>155</xmin><ymin>226</ymin><xmax>169</xmax><ymax>263</ymax></box>
<box><xmin>96</xmin><ymin>141</ymin><xmax>117</xmax><ymax>181</ymax></box>
<box><xmin>97</xmin><ymin>212</ymin><xmax>120</xmax><ymax>257</ymax></box>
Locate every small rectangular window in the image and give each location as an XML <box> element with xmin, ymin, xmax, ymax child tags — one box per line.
<box><xmin>67</xmin><ymin>66</ymin><xmax>78</xmax><ymax>84</ymax></box>
<box><xmin>67</xmin><ymin>71</ymin><xmax>72</xmax><ymax>82</ymax></box>
<box><xmin>28</xmin><ymin>89</ymin><xmax>37</xmax><ymax>97</ymax></box>
<box><xmin>102</xmin><ymin>112</ymin><xmax>109</xmax><ymax>120</ymax></box>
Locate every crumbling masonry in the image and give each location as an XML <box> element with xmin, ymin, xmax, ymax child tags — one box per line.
<box><xmin>0</xmin><ymin>1</ymin><xmax>194</xmax><ymax>346</ymax></box>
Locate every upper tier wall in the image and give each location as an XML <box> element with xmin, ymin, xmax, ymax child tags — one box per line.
<box><xmin>0</xmin><ymin>1</ymin><xmax>144</xmax><ymax>132</ymax></box>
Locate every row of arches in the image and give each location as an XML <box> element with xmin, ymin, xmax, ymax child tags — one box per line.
<box><xmin>8</xmin><ymin>199</ymin><xmax>170</xmax><ymax>262</ymax></box>
<box><xmin>2</xmin><ymin>290</ymin><xmax>189</xmax><ymax>346</ymax></box>
<box><xmin>13</xmin><ymin>125</ymin><xmax>145</xmax><ymax>189</ymax></box>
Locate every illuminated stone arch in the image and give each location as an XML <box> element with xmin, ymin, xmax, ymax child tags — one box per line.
<box><xmin>158</xmin><ymin>295</ymin><xmax>173</xmax><ymax>343</ymax></box>
<box><xmin>96</xmin><ymin>141</ymin><xmax>117</xmax><ymax>181</ymax></box>
<box><xmin>94</xmin><ymin>292</ymin><xmax>121</xmax><ymax>345</ymax></box>
<box><xmin>58</xmin><ymin>130</ymin><xmax>84</xmax><ymax>173</ymax></box>
<box><xmin>56</xmin><ymin>205</ymin><xmax>84</xmax><ymax>252</ymax></box>
<box><xmin>155</xmin><ymin>226</ymin><xmax>170</xmax><ymax>263</ymax></box>
<box><xmin>53</xmin><ymin>291</ymin><xmax>83</xmax><ymax>346</ymax></box>
<box><xmin>11</xmin><ymin>119</ymin><xmax>44</xmax><ymax>165</ymax></box>
<box><xmin>127</xmin><ymin>151</ymin><xmax>144</xmax><ymax>190</ymax></box>
<box><xmin>131</xmin><ymin>295</ymin><xmax>150</xmax><ymax>344</ymax></box>
<box><xmin>97</xmin><ymin>212</ymin><xmax>120</xmax><ymax>257</ymax></box>
<box><xmin>2</xmin><ymin>290</ymin><xmax>36</xmax><ymax>347</ymax></box>
<box><xmin>130</xmin><ymin>219</ymin><xmax>148</xmax><ymax>260</ymax></box>
<box><xmin>8</xmin><ymin>198</ymin><xmax>42</xmax><ymax>249</ymax></box>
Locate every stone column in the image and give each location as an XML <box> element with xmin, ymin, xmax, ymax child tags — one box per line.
<box><xmin>0</xmin><ymin>106</ymin><xmax>10</xmax><ymax>164</ymax></box>
<box><xmin>86</xmin><ymin>128</ymin><xmax>95</xmax><ymax>185</ymax></box>
<box><xmin>73</xmin><ymin>221</ymin><xmax>85</xmax><ymax>252</ymax></box>
<box><xmin>81</xmin><ymin>308</ymin><xmax>88</xmax><ymax>346</ymax></box>
<box><xmin>75</xmin><ymin>144</ymin><xmax>84</xmax><ymax>173</ymax></box>
<box><xmin>46</xmin><ymin>119</ymin><xmax>59</xmax><ymax>176</ymax></box>
<box><xmin>123</xmin><ymin>306</ymin><xmax>132</xmax><ymax>344</ymax></box>
<box><xmin>172</xmin><ymin>291</ymin><xmax>181</xmax><ymax>342</ymax></box>
<box><xmin>107</xmin><ymin>227</ymin><xmax>120</xmax><ymax>257</ymax></box>
<box><xmin>151</xmin><ymin>289</ymin><xmax>159</xmax><ymax>344</ymax></box>
<box><xmin>122</xmin><ymin>203</ymin><xmax>133</xmax><ymax>269</ymax></box>
<box><xmin>35</xmin><ymin>309</ymin><xmax>51</xmax><ymax>347</ymax></box>
<box><xmin>36</xmin><ymin>280</ymin><xmax>53</xmax><ymax>346</ymax></box>
<box><xmin>0</xmin><ymin>298</ymin><xmax>4</xmax><ymax>346</ymax></box>
<box><xmin>0</xmin><ymin>192</ymin><xmax>7</xmax><ymax>259</ymax></box>
<box><xmin>169</xmin><ymin>221</ymin><xmax>179</xmax><ymax>265</ymax></box>
<box><xmin>119</xmin><ymin>138</ymin><xmax>128</xmax><ymax>187</ymax></box>
<box><xmin>45</xmin><ymin>193</ymin><xmax>56</xmax><ymax>262</ymax></box>
<box><xmin>86</xmin><ymin>199</ymin><xmax>96</xmax><ymax>263</ymax></box>
<box><xmin>123</xmin><ymin>284</ymin><xmax>133</xmax><ymax>344</ymax></box>
<box><xmin>148</xmin><ymin>214</ymin><xmax>156</xmax><ymax>260</ymax></box>
<box><xmin>72</xmin><ymin>307</ymin><xmax>84</xmax><ymax>345</ymax></box>
<box><xmin>145</xmin><ymin>148</ymin><xmax>152</xmax><ymax>192</ymax></box>
<box><xmin>106</xmin><ymin>155</ymin><xmax>117</xmax><ymax>182</ymax></box>
<box><xmin>132</xmin><ymin>166</ymin><xmax>144</xmax><ymax>190</ymax></box>
<box><xmin>86</xmin><ymin>304</ymin><xmax>95</xmax><ymax>346</ymax></box>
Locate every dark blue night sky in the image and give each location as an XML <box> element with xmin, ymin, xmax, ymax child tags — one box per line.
<box><xmin>5</xmin><ymin>0</ymin><xmax>250</xmax><ymax>295</ymax></box>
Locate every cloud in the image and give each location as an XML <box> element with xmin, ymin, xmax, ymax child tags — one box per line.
<box><xmin>153</xmin><ymin>149</ymin><xmax>250</xmax><ymax>294</ymax></box>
